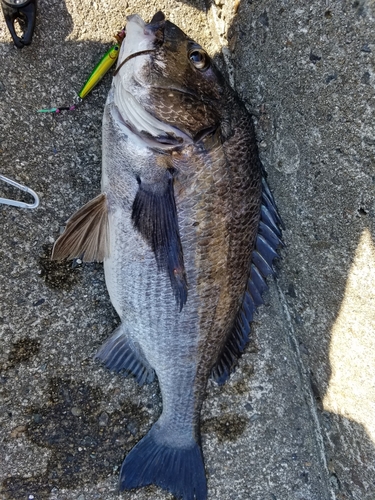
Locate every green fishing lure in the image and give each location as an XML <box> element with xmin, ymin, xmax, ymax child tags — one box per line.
<box><xmin>78</xmin><ymin>43</ymin><xmax>121</xmax><ymax>99</ymax></box>
<box><xmin>38</xmin><ymin>30</ymin><xmax>125</xmax><ymax>113</ymax></box>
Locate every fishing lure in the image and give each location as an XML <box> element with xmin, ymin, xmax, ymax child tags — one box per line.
<box><xmin>78</xmin><ymin>42</ymin><xmax>121</xmax><ymax>99</ymax></box>
<box><xmin>38</xmin><ymin>29</ymin><xmax>125</xmax><ymax>113</ymax></box>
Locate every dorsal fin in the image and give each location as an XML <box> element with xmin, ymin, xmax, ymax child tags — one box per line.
<box><xmin>211</xmin><ymin>177</ymin><xmax>283</xmax><ymax>385</ymax></box>
<box><xmin>52</xmin><ymin>193</ymin><xmax>109</xmax><ymax>262</ymax></box>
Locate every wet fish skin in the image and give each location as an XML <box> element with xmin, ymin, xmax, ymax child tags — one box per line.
<box><xmin>52</xmin><ymin>11</ymin><xmax>283</xmax><ymax>500</ymax></box>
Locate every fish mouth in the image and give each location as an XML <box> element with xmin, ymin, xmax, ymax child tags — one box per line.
<box><xmin>113</xmin><ymin>12</ymin><xmax>194</xmax><ymax>147</ymax></box>
<box><xmin>115</xmin><ymin>11</ymin><xmax>207</xmax><ymax>102</ymax></box>
<box><xmin>114</xmin><ymin>13</ymin><xmax>165</xmax><ymax>76</ymax></box>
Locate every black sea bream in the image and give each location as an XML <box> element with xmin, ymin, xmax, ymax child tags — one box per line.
<box><xmin>52</xmin><ymin>11</ymin><xmax>283</xmax><ymax>500</ymax></box>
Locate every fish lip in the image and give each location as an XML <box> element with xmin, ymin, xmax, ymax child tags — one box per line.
<box><xmin>125</xmin><ymin>12</ymin><xmax>165</xmax><ymax>37</ymax></box>
<box><xmin>126</xmin><ymin>11</ymin><xmax>166</xmax><ymax>28</ymax></box>
<box><xmin>126</xmin><ymin>14</ymin><xmax>146</xmax><ymax>29</ymax></box>
<box><xmin>114</xmin><ymin>49</ymin><xmax>156</xmax><ymax>77</ymax></box>
<box><xmin>114</xmin><ymin>14</ymin><xmax>156</xmax><ymax>76</ymax></box>
<box><xmin>115</xmin><ymin>14</ymin><xmax>161</xmax><ymax>75</ymax></box>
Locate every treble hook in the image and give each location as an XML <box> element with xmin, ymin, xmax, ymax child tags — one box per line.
<box><xmin>0</xmin><ymin>174</ymin><xmax>39</xmax><ymax>209</ymax></box>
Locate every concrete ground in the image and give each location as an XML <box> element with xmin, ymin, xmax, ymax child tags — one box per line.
<box><xmin>0</xmin><ymin>1</ymin><xmax>374</xmax><ymax>499</ymax></box>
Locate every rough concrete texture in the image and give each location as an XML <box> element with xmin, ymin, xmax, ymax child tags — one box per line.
<box><xmin>0</xmin><ymin>1</ymin><xmax>374</xmax><ymax>499</ymax></box>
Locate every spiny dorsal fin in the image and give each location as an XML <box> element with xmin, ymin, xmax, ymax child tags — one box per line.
<box><xmin>52</xmin><ymin>193</ymin><xmax>109</xmax><ymax>262</ymax></box>
<box><xmin>211</xmin><ymin>177</ymin><xmax>283</xmax><ymax>385</ymax></box>
<box><xmin>131</xmin><ymin>172</ymin><xmax>187</xmax><ymax>311</ymax></box>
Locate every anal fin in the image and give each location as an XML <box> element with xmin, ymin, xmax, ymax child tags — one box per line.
<box><xmin>95</xmin><ymin>325</ymin><xmax>155</xmax><ymax>385</ymax></box>
<box><xmin>52</xmin><ymin>193</ymin><xmax>109</xmax><ymax>262</ymax></box>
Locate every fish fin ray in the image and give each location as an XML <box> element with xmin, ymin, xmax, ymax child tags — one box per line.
<box><xmin>211</xmin><ymin>301</ymin><xmax>252</xmax><ymax>385</ymax></box>
<box><xmin>256</xmin><ymin>234</ymin><xmax>279</xmax><ymax>267</ymax></box>
<box><xmin>261</xmin><ymin>177</ymin><xmax>284</xmax><ymax>228</ymax></box>
<box><xmin>95</xmin><ymin>325</ymin><xmax>155</xmax><ymax>385</ymax></box>
<box><xmin>248</xmin><ymin>278</ymin><xmax>264</xmax><ymax>307</ymax></box>
<box><xmin>52</xmin><ymin>193</ymin><xmax>109</xmax><ymax>262</ymax></box>
<box><xmin>260</xmin><ymin>205</ymin><xmax>280</xmax><ymax>236</ymax></box>
<box><xmin>211</xmin><ymin>177</ymin><xmax>283</xmax><ymax>385</ymax></box>
<box><xmin>131</xmin><ymin>174</ymin><xmax>188</xmax><ymax>310</ymax></box>
<box><xmin>120</xmin><ymin>424</ymin><xmax>207</xmax><ymax>500</ymax></box>
<box><xmin>258</xmin><ymin>221</ymin><xmax>284</xmax><ymax>249</ymax></box>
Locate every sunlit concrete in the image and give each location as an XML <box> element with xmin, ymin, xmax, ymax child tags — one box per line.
<box><xmin>324</xmin><ymin>228</ymin><xmax>375</xmax><ymax>444</ymax></box>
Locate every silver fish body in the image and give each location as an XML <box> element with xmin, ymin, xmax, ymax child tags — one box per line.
<box><xmin>53</xmin><ymin>11</ymin><xmax>283</xmax><ymax>500</ymax></box>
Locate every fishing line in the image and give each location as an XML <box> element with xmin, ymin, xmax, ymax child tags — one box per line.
<box><xmin>113</xmin><ymin>49</ymin><xmax>156</xmax><ymax>76</ymax></box>
<box><xmin>38</xmin><ymin>29</ymin><xmax>126</xmax><ymax>114</ymax></box>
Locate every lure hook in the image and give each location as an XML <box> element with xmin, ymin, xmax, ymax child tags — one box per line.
<box><xmin>0</xmin><ymin>174</ymin><xmax>39</xmax><ymax>209</ymax></box>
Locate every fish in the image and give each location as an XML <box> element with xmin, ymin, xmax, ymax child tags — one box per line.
<box><xmin>52</xmin><ymin>11</ymin><xmax>283</xmax><ymax>500</ymax></box>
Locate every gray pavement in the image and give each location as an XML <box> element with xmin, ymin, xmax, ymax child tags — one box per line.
<box><xmin>0</xmin><ymin>1</ymin><xmax>374</xmax><ymax>499</ymax></box>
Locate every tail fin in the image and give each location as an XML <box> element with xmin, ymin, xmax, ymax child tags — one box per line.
<box><xmin>119</xmin><ymin>424</ymin><xmax>207</xmax><ymax>500</ymax></box>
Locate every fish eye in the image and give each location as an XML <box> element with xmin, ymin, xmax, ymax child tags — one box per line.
<box><xmin>188</xmin><ymin>48</ymin><xmax>210</xmax><ymax>70</ymax></box>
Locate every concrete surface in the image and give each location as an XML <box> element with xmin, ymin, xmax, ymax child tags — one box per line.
<box><xmin>0</xmin><ymin>1</ymin><xmax>374</xmax><ymax>499</ymax></box>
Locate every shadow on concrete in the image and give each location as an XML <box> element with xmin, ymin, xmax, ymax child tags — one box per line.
<box><xmin>221</xmin><ymin>2</ymin><xmax>375</xmax><ymax>499</ymax></box>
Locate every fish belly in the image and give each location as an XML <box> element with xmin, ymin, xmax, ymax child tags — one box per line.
<box><xmin>102</xmin><ymin>109</ymin><xmax>204</xmax><ymax>440</ymax></box>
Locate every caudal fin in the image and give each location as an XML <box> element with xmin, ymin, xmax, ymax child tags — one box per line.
<box><xmin>119</xmin><ymin>425</ymin><xmax>207</xmax><ymax>500</ymax></box>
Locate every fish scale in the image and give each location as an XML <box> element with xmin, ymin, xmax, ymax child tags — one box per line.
<box><xmin>52</xmin><ymin>12</ymin><xmax>283</xmax><ymax>500</ymax></box>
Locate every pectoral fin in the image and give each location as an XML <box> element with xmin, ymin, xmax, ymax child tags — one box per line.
<box><xmin>131</xmin><ymin>173</ymin><xmax>187</xmax><ymax>311</ymax></box>
<box><xmin>52</xmin><ymin>193</ymin><xmax>109</xmax><ymax>262</ymax></box>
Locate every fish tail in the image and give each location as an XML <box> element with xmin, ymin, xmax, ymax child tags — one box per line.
<box><xmin>119</xmin><ymin>423</ymin><xmax>207</xmax><ymax>500</ymax></box>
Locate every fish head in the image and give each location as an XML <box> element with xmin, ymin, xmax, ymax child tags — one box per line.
<box><xmin>113</xmin><ymin>12</ymin><xmax>225</xmax><ymax>145</ymax></box>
